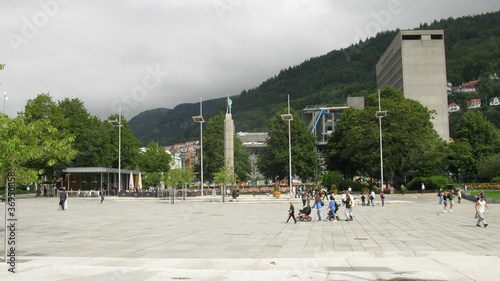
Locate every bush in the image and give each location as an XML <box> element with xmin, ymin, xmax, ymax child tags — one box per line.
<box><xmin>321</xmin><ymin>171</ymin><xmax>342</xmax><ymax>189</ymax></box>
<box><xmin>407</xmin><ymin>176</ymin><xmax>449</xmax><ymax>191</ymax></box>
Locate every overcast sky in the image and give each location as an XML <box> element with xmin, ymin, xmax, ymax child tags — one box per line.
<box><xmin>1</xmin><ymin>0</ymin><xmax>499</xmax><ymax>120</ymax></box>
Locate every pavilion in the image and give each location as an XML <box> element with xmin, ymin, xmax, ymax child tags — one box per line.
<box><xmin>62</xmin><ymin>167</ymin><xmax>143</xmax><ymax>195</ymax></box>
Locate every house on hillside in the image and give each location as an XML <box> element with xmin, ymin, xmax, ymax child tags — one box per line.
<box><xmin>490</xmin><ymin>97</ymin><xmax>500</xmax><ymax>106</ymax></box>
<box><xmin>448</xmin><ymin>102</ymin><xmax>460</xmax><ymax>113</ymax></box>
<box><xmin>467</xmin><ymin>98</ymin><xmax>481</xmax><ymax>109</ymax></box>
<box><xmin>458</xmin><ymin>80</ymin><xmax>479</xmax><ymax>93</ymax></box>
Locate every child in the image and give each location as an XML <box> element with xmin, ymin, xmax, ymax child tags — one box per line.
<box><xmin>286</xmin><ymin>202</ymin><xmax>297</xmax><ymax>223</ymax></box>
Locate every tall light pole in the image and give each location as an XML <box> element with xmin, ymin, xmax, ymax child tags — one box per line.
<box><xmin>109</xmin><ymin>104</ymin><xmax>122</xmax><ymax>194</ymax></box>
<box><xmin>376</xmin><ymin>90</ymin><xmax>387</xmax><ymax>192</ymax></box>
<box><xmin>281</xmin><ymin>95</ymin><xmax>293</xmax><ymax>198</ymax></box>
<box><xmin>192</xmin><ymin>98</ymin><xmax>205</xmax><ymax>196</ymax></box>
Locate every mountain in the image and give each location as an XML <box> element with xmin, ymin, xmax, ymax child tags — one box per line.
<box><xmin>129</xmin><ymin>97</ymin><xmax>228</xmax><ymax>145</ymax></box>
<box><xmin>130</xmin><ymin>10</ymin><xmax>500</xmax><ymax>146</ymax></box>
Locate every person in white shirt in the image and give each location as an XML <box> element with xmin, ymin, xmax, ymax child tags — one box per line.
<box><xmin>475</xmin><ymin>196</ymin><xmax>489</xmax><ymax>227</ymax></box>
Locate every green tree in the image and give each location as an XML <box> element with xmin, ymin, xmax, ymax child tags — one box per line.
<box><xmin>234</xmin><ymin>136</ymin><xmax>251</xmax><ymax>182</ymax></box>
<box><xmin>213</xmin><ymin>163</ymin><xmax>238</xmax><ymax>202</ymax></box>
<box><xmin>327</xmin><ymin>86</ymin><xmax>446</xmax><ymax>187</ymax></box>
<box><xmin>165</xmin><ymin>168</ymin><xmax>193</xmax><ymax>188</ymax></box>
<box><xmin>453</xmin><ymin>110</ymin><xmax>500</xmax><ymax>160</ymax></box>
<box><xmin>447</xmin><ymin>140</ymin><xmax>475</xmax><ymax>183</ymax></box>
<box><xmin>477</xmin><ymin>153</ymin><xmax>500</xmax><ymax>181</ymax></box>
<box><xmin>138</xmin><ymin>142</ymin><xmax>172</xmax><ymax>173</ymax></box>
<box><xmin>257</xmin><ymin>107</ymin><xmax>319</xmax><ymax>182</ymax></box>
<box><xmin>58</xmin><ymin>98</ymin><xmax>113</xmax><ymax>167</ymax></box>
<box><xmin>199</xmin><ymin>113</ymin><xmax>251</xmax><ymax>182</ymax></box>
<box><xmin>137</xmin><ymin>142</ymin><xmax>172</xmax><ymax>187</ymax></box>
<box><xmin>327</xmin><ymin>107</ymin><xmax>377</xmax><ymax>180</ymax></box>
<box><xmin>453</xmin><ymin>110</ymin><xmax>500</xmax><ymax>181</ymax></box>
<box><xmin>22</xmin><ymin>94</ymin><xmax>74</xmax><ymax>177</ymax></box>
<box><xmin>0</xmin><ymin>115</ymin><xmax>76</xmax><ymax>186</ymax></box>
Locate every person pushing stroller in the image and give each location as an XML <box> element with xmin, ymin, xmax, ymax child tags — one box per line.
<box><xmin>296</xmin><ymin>205</ymin><xmax>312</xmax><ymax>221</ymax></box>
<box><xmin>327</xmin><ymin>195</ymin><xmax>340</xmax><ymax>221</ymax></box>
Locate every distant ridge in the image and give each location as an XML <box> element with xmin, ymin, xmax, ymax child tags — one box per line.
<box><xmin>130</xmin><ymin>10</ymin><xmax>500</xmax><ymax>146</ymax></box>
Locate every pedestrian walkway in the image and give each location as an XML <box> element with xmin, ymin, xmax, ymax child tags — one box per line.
<box><xmin>0</xmin><ymin>193</ymin><xmax>498</xmax><ymax>280</ymax></box>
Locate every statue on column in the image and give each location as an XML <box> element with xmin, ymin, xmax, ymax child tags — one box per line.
<box><xmin>226</xmin><ymin>97</ymin><xmax>232</xmax><ymax>114</ymax></box>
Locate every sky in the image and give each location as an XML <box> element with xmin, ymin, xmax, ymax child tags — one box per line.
<box><xmin>1</xmin><ymin>0</ymin><xmax>499</xmax><ymax>120</ymax></box>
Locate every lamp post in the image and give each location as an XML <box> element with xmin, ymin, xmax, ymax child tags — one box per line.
<box><xmin>109</xmin><ymin>104</ymin><xmax>122</xmax><ymax>194</ymax></box>
<box><xmin>192</xmin><ymin>98</ymin><xmax>205</xmax><ymax>196</ymax></box>
<box><xmin>281</xmin><ymin>95</ymin><xmax>293</xmax><ymax>198</ymax></box>
<box><xmin>376</xmin><ymin>90</ymin><xmax>387</xmax><ymax>192</ymax></box>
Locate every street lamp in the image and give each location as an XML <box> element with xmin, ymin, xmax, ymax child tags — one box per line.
<box><xmin>281</xmin><ymin>95</ymin><xmax>293</xmax><ymax>198</ymax></box>
<box><xmin>376</xmin><ymin>90</ymin><xmax>387</xmax><ymax>192</ymax></box>
<box><xmin>192</xmin><ymin>98</ymin><xmax>205</xmax><ymax>196</ymax></box>
<box><xmin>109</xmin><ymin>104</ymin><xmax>122</xmax><ymax>194</ymax></box>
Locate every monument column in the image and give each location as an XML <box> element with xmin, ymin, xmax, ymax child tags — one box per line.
<box><xmin>224</xmin><ymin>97</ymin><xmax>235</xmax><ymax>177</ymax></box>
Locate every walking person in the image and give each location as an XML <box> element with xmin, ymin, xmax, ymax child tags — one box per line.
<box><xmin>443</xmin><ymin>191</ymin><xmax>449</xmax><ymax>213</ymax></box>
<box><xmin>370</xmin><ymin>190</ymin><xmax>375</xmax><ymax>206</ymax></box>
<box><xmin>345</xmin><ymin>193</ymin><xmax>354</xmax><ymax>221</ymax></box>
<box><xmin>301</xmin><ymin>189</ymin><xmax>307</xmax><ymax>207</ymax></box>
<box><xmin>438</xmin><ymin>189</ymin><xmax>443</xmax><ymax>205</ymax></box>
<box><xmin>286</xmin><ymin>202</ymin><xmax>297</xmax><ymax>223</ymax></box>
<box><xmin>327</xmin><ymin>195</ymin><xmax>338</xmax><ymax>221</ymax></box>
<box><xmin>475</xmin><ymin>196</ymin><xmax>489</xmax><ymax>227</ymax></box>
<box><xmin>400</xmin><ymin>184</ymin><xmax>405</xmax><ymax>195</ymax></box>
<box><xmin>313</xmin><ymin>193</ymin><xmax>324</xmax><ymax>221</ymax></box>
<box><xmin>448</xmin><ymin>190</ymin><xmax>455</xmax><ymax>213</ymax></box>
<box><xmin>100</xmin><ymin>189</ymin><xmax>105</xmax><ymax>203</ymax></box>
<box><xmin>457</xmin><ymin>189</ymin><xmax>462</xmax><ymax>203</ymax></box>
<box><xmin>306</xmin><ymin>189</ymin><xmax>311</xmax><ymax>207</ymax></box>
<box><xmin>380</xmin><ymin>191</ymin><xmax>385</xmax><ymax>207</ymax></box>
<box><xmin>421</xmin><ymin>183</ymin><xmax>426</xmax><ymax>194</ymax></box>
<box><xmin>59</xmin><ymin>187</ymin><xmax>67</xmax><ymax>210</ymax></box>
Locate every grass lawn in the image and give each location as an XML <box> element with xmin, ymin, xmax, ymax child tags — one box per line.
<box><xmin>470</xmin><ymin>191</ymin><xmax>500</xmax><ymax>199</ymax></box>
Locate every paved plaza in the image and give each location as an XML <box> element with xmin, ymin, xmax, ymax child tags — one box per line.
<box><xmin>0</xmin><ymin>193</ymin><xmax>499</xmax><ymax>280</ymax></box>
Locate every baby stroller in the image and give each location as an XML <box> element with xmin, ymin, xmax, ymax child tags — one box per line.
<box><xmin>296</xmin><ymin>205</ymin><xmax>312</xmax><ymax>222</ymax></box>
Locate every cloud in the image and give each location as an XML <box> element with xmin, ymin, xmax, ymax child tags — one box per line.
<box><xmin>1</xmin><ymin>0</ymin><xmax>499</xmax><ymax>119</ymax></box>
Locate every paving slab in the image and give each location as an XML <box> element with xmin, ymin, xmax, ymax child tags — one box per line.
<box><xmin>0</xmin><ymin>193</ymin><xmax>499</xmax><ymax>280</ymax></box>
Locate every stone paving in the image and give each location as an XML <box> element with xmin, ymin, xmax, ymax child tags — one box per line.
<box><xmin>0</xmin><ymin>193</ymin><xmax>499</xmax><ymax>280</ymax></box>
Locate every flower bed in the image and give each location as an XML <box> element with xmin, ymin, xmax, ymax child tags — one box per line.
<box><xmin>237</xmin><ymin>186</ymin><xmax>290</xmax><ymax>194</ymax></box>
<box><xmin>466</xmin><ymin>183</ymin><xmax>500</xmax><ymax>190</ymax></box>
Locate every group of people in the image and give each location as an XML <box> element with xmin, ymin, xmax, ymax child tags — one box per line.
<box><xmin>437</xmin><ymin>188</ymin><xmax>490</xmax><ymax>228</ymax></box>
<box><xmin>438</xmin><ymin>188</ymin><xmax>464</xmax><ymax>213</ymax></box>
<box><xmin>360</xmin><ymin>190</ymin><xmax>382</xmax><ymax>206</ymax></box>
<box><xmin>287</xmin><ymin>188</ymin><xmax>355</xmax><ymax>223</ymax></box>
<box><xmin>438</xmin><ymin>189</ymin><xmax>456</xmax><ymax>213</ymax></box>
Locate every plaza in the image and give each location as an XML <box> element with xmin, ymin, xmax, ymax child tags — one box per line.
<box><xmin>1</xmin><ymin>193</ymin><xmax>499</xmax><ymax>280</ymax></box>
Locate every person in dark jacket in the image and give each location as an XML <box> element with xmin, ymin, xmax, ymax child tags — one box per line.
<box><xmin>286</xmin><ymin>202</ymin><xmax>297</xmax><ymax>223</ymax></box>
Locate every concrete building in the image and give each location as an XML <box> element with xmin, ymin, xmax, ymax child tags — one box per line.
<box><xmin>302</xmin><ymin>96</ymin><xmax>365</xmax><ymax>145</ymax></box>
<box><xmin>236</xmin><ymin>132</ymin><xmax>268</xmax><ymax>186</ymax></box>
<box><xmin>376</xmin><ymin>29</ymin><xmax>450</xmax><ymax>140</ymax></box>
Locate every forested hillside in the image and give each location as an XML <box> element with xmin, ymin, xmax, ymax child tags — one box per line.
<box><xmin>130</xmin><ymin>10</ymin><xmax>500</xmax><ymax>145</ymax></box>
